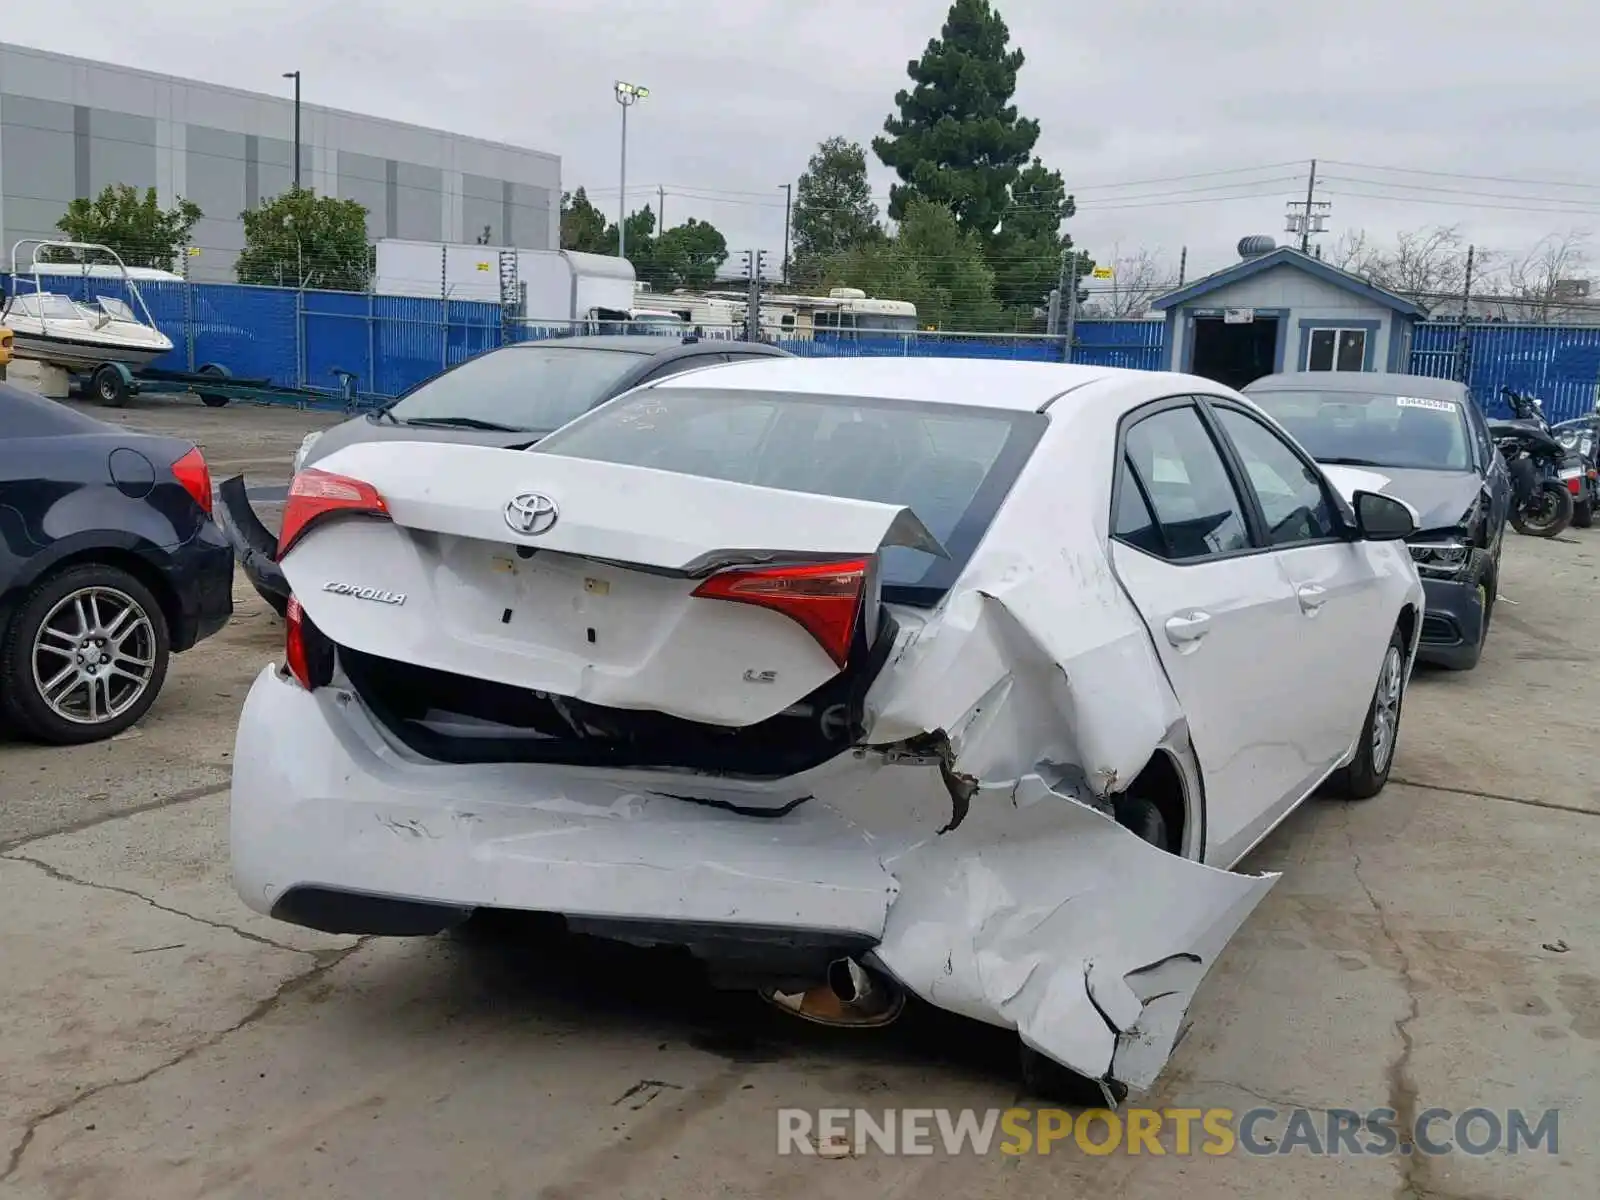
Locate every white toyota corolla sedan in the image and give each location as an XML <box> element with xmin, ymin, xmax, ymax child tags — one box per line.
<box><xmin>230</xmin><ymin>356</ymin><xmax>1424</xmax><ymax>1102</ymax></box>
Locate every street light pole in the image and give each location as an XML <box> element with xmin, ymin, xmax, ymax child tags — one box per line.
<box><xmin>613</xmin><ymin>81</ymin><xmax>649</xmax><ymax>261</ymax></box>
<box><xmin>282</xmin><ymin>71</ymin><xmax>302</xmax><ymax>190</ymax></box>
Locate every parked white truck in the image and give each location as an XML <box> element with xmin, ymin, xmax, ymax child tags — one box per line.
<box><xmin>371</xmin><ymin>238</ymin><xmax>637</xmax><ymax>327</ymax></box>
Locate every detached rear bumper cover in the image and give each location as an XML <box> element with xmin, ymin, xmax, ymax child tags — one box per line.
<box><xmin>233</xmin><ymin>666</ymin><xmax>1277</xmax><ymax>1094</ymax></box>
<box><xmin>217</xmin><ymin>475</ymin><xmax>289</xmax><ymax>612</ymax></box>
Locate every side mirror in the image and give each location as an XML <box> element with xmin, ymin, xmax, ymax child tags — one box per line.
<box><xmin>1352</xmin><ymin>490</ymin><xmax>1417</xmax><ymax>541</ymax></box>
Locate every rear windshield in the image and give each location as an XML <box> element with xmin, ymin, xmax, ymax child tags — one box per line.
<box><xmin>1247</xmin><ymin>387</ymin><xmax>1474</xmax><ymax>471</ymax></box>
<box><xmin>533</xmin><ymin>387</ymin><xmax>1046</xmax><ymax>604</ymax></box>
<box><xmin>384</xmin><ymin>344</ymin><xmax>649</xmax><ymax>432</ymax></box>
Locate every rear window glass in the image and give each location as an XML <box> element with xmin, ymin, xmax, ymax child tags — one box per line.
<box><xmin>533</xmin><ymin>387</ymin><xmax>1046</xmax><ymax>604</ymax></box>
<box><xmin>385</xmin><ymin>344</ymin><xmax>650</xmax><ymax>432</ymax></box>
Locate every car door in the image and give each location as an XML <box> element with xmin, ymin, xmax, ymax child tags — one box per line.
<box><xmin>1203</xmin><ymin>399</ymin><xmax>1385</xmax><ymax>777</ymax></box>
<box><xmin>1106</xmin><ymin>398</ymin><xmax>1310</xmax><ymax>866</ymax></box>
<box><xmin>1467</xmin><ymin>400</ymin><xmax>1511</xmax><ymax>555</ymax></box>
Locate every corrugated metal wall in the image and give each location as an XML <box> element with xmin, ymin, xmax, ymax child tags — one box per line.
<box><xmin>5</xmin><ymin>275</ymin><xmax>1597</xmax><ymax>419</ymax></box>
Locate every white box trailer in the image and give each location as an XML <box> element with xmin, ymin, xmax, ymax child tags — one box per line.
<box><xmin>371</xmin><ymin>239</ymin><xmax>636</xmax><ymax>323</ymax></box>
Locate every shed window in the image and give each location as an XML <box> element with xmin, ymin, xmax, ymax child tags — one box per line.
<box><xmin>1306</xmin><ymin>328</ymin><xmax>1367</xmax><ymax>372</ymax></box>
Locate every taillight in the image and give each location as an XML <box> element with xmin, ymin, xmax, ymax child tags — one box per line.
<box><xmin>283</xmin><ymin>595</ymin><xmax>334</xmax><ymax>690</ymax></box>
<box><xmin>278</xmin><ymin>468</ymin><xmax>389</xmax><ymax>557</ymax></box>
<box><xmin>691</xmin><ymin>558</ymin><xmax>867</xmax><ymax>667</ymax></box>
<box><xmin>1568</xmin><ymin>477</ymin><xmax>1583</xmax><ymax>495</ymax></box>
<box><xmin>171</xmin><ymin>447</ymin><xmax>213</xmax><ymax>517</ymax></box>
<box><xmin>285</xmin><ymin>596</ymin><xmax>312</xmax><ymax>688</ymax></box>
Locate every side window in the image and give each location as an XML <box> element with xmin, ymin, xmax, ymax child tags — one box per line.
<box><xmin>1213</xmin><ymin>407</ymin><xmax>1339</xmax><ymax>545</ymax></box>
<box><xmin>1123</xmin><ymin>405</ymin><xmax>1251</xmax><ymax>560</ymax></box>
<box><xmin>1113</xmin><ymin>455</ymin><xmax>1167</xmax><ymax>557</ymax></box>
<box><xmin>1470</xmin><ymin>405</ymin><xmax>1494</xmax><ymax>471</ymax></box>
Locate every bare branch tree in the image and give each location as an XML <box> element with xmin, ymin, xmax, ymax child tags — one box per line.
<box><xmin>1491</xmin><ymin>230</ymin><xmax>1594</xmax><ymax>322</ymax></box>
<box><xmin>1080</xmin><ymin>245</ymin><xmax>1172</xmax><ymax>317</ymax></box>
<box><xmin>1334</xmin><ymin>224</ymin><xmax>1471</xmax><ymax>304</ymax></box>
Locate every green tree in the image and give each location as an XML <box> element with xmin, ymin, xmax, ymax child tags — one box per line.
<box><xmin>560</xmin><ymin>188</ymin><xmax>610</xmax><ymax>253</ymax></box>
<box><xmin>791</xmin><ymin>137</ymin><xmax>882</xmax><ymax>284</ymax></box>
<box><xmin>53</xmin><ymin>184</ymin><xmax>202</xmax><ymax>271</ymax></box>
<box><xmin>822</xmin><ymin>199</ymin><xmax>1005</xmax><ymax>331</ymax></box>
<box><xmin>872</xmin><ymin>0</ymin><xmax>1039</xmax><ymax>240</ymax></box>
<box><xmin>989</xmin><ymin>157</ymin><xmax>1092</xmax><ymax>316</ymax></box>
<box><xmin>236</xmin><ymin>188</ymin><xmax>371</xmax><ymax>291</ymax></box>
<box><xmin>651</xmin><ymin>218</ymin><xmax>728</xmax><ymax>290</ymax></box>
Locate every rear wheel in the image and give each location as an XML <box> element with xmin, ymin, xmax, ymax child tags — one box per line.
<box><xmin>0</xmin><ymin>564</ymin><xmax>170</xmax><ymax>744</ymax></box>
<box><xmin>1510</xmin><ymin>482</ymin><xmax>1573</xmax><ymax>537</ymax></box>
<box><xmin>1327</xmin><ymin>625</ymin><xmax>1407</xmax><ymax>800</ymax></box>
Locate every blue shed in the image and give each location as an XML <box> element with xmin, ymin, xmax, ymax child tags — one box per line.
<box><xmin>1151</xmin><ymin>241</ymin><xmax>1427</xmax><ymax>391</ymax></box>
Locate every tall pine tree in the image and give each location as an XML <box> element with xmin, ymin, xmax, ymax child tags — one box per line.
<box><xmin>872</xmin><ymin>0</ymin><xmax>1038</xmax><ymax>239</ymax></box>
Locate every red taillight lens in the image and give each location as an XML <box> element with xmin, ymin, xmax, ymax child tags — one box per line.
<box><xmin>691</xmin><ymin>558</ymin><xmax>868</xmax><ymax>667</ymax></box>
<box><xmin>285</xmin><ymin>595</ymin><xmax>312</xmax><ymax>689</ymax></box>
<box><xmin>171</xmin><ymin>446</ymin><xmax>213</xmax><ymax>517</ymax></box>
<box><xmin>1568</xmin><ymin>477</ymin><xmax>1583</xmax><ymax>495</ymax></box>
<box><xmin>278</xmin><ymin>468</ymin><xmax>389</xmax><ymax>558</ymax></box>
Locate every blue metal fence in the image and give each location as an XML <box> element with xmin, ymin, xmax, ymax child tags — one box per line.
<box><xmin>6</xmin><ymin>274</ymin><xmax>1599</xmax><ymax>418</ymax></box>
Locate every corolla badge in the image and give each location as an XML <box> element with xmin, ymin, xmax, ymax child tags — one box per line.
<box><xmin>322</xmin><ymin>582</ymin><xmax>406</xmax><ymax>605</ymax></box>
<box><xmin>505</xmin><ymin>492</ymin><xmax>560</xmax><ymax>536</ymax></box>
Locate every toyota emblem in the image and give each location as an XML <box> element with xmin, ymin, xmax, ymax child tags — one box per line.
<box><xmin>504</xmin><ymin>492</ymin><xmax>560</xmax><ymax>536</ymax></box>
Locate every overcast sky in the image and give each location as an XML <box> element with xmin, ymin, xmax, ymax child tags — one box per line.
<box><xmin>8</xmin><ymin>0</ymin><xmax>1600</xmax><ymax>281</ymax></box>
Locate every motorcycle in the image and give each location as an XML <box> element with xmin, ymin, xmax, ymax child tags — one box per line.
<box><xmin>1489</xmin><ymin>387</ymin><xmax>1574</xmax><ymax>537</ymax></box>
<box><xmin>1550</xmin><ymin>413</ymin><xmax>1600</xmax><ymax>529</ymax></box>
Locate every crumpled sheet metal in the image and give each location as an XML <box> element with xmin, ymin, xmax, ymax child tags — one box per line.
<box><xmin>871</xmin><ymin>774</ymin><xmax>1279</xmax><ymax>1091</ymax></box>
<box><xmin>856</xmin><ymin>537</ymin><xmax>1276</xmax><ymax>1092</ymax></box>
<box><xmin>866</xmin><ymin>545</ymin><xmax>1183</xmax><ymax>798</ymax></box>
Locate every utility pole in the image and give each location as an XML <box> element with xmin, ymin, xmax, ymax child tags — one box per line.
<box><xmin>1285</xmin><ymin>160</ymin><xmax>1330</xmax><ymax>255</ymax></box>
<box><xmin>658</xmin><ymin>185</ymin><xmax>666</xmax><ymax>231</ymax></box>
<box><xmin>1455</xmin><ymin>244</ymin><xmax>1476</xmax><ymax>383</ymax></box>
<box><xmin>1177</xmin><ymin>245</ymin><xmax>1188</xmax><ymax>288</ymax></box>
<box><xmin>282</xmin><ymin>71</ymin><xmax>302</xmax><ymax>190</ymax></box>
<box><xmin>1062</xmin><ymin>253</ymin><xmax>1081</xmax><ymax>363</ymax></box>
<box><xmin>1300</xmin><ymin>159</ymin><xmax>1317</xmax><ymax>252</ymax></box>
<box><xmin>740</xmin><ymin>249</ymin><xmax>768</xmax><ymax>341</ymax></box>
<box><xmin>779</xmin><ymin>184</ymin><xmax>792</xmax><ymax>285</ymax></box>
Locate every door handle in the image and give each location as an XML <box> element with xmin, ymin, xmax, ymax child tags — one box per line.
<box><xmin>1164</xmin><ymin>611</ymin><xmax>1211</xmax><ymax>645</ymax></box>
<box><xmin>1297</xmin><ymin>583</ymin><xmax>1327</xmax><ymax>613</ymax></box>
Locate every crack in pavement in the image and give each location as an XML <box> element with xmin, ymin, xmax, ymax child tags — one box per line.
<box><xmin>0</xmin><ymin>936</ymin><xmax>372</xmax><ymax>1185</ymax></box>
<box><xmin>1341</xmin><ymin>807</ymin><xmax>1426</xmax><ymax>1200</ymax></box>
<box><xmin>0</xmin><ymin>779</ymin><xmax>231</xmax><ymax>854</ymax></box>
<box><xmin>1</xmin><ymin>852</ymin><xmax>318</xmax><ymax>956</ymax></box>
<box><xmin>1389</xmin><ymin>777</ymin><xmax>1598</xmax><ymax>820</ymax></box>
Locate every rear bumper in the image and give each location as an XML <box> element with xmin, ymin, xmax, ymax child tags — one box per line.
<box><xmin>165</xmin><ymin>521</ymin><xmax>234</xmax><ymax>652</ymax></box>
<box><xmin>230</xmin><ymin>666</ymin><xmax>1277</xmax><ymax>1093</ymax></box>
<box><xmin>217</xmin><ymin>475</ymin><xmax>288</xmax><ymax>615</ymax></box>
<box><xmin>1417</xmin><ymin>575</ymin><xmax>1485</xmax><ymax>668</ymax></box>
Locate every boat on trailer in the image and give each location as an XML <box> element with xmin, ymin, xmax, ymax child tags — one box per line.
<box><xmin>2</xmin><ymin>240</ymin><xmax>173</xmax><ymax>373</ymax></box>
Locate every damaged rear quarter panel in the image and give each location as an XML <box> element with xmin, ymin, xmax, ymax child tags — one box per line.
<box><xmin>864</xmin><ymin>395</ymin><xmax>1185</xmax><ymax>801</ymax></box>
<box><xmin>856</xmin><ymin>382</ymin><xmax>1280</xmax><ymax>1092</ymax></box>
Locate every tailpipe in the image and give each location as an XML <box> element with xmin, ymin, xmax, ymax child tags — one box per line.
<box><xmin>760</xmin><ymin>957</ymin><xmax>906</xmax><ymax>1028</ymax></box>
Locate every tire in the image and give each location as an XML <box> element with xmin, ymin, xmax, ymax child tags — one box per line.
<box><xmin>1510</xmin><ymin>482</ymin><xmax>1573</xmax><ymax>537</ymax></box>
<box><xmin>0</xmin><ymin>563</ymin><xmax>171</xmax><ymax>745</ymax></box>
<box><xmin>91</xmin><ymin>363</ymin><xmax>129</xmax><ymax>407</ymax></box>
<box><xmin>197</xmin><ymin>362</ymin><xmax>230</xmax><ymax>407</ymax></box>
<box><xmin>1326</xmin><ymin>624</ymin><xmax>1407</xmax><ymax>800</ymax></box>
<box><xmin>1113</xmin><ymin>793</ymin><xmax>1170</xmax><ymax>851</ymax></box>
<box><xmin>1573</xmin><ymin>498</ymin><xmax>1593</xmax><ymax>528</ymax></box>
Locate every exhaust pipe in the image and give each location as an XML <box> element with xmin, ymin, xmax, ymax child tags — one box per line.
<box><xmin>761</xmin><ymin>956</ymin><xmax>906</xmax><ymax>1027</ymax></box>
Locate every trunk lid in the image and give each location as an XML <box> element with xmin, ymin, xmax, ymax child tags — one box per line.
<box><xmin>279</xmin><ymin>440</ymin><xmax>945</xmax><ymax>727</ymax></box>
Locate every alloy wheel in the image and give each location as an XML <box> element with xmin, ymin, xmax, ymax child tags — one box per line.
<box><xmin>1369</xmin><ymin>645</ymin><xmax>1404</xmax><ymax>775</ymax></box>
<box><xmin>30</xmin><ymin>586</ymin><xmax>158</xmax><ymax>726</ymax></box>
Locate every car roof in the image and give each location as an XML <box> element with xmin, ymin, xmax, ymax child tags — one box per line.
<box><xmin>509</xmin><ymin>335</ymin><xmax>790</xmax><ymax>361</ymax></box>
<box><xmin>649</xmin><ymin>355</ymin><xmax>1121</xmax><ymax>411</ymax></box>
<box><xmin>1243</xmin><ymin>371</ymin><xmax>1468</xmax><ymax>400</ymax></box>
